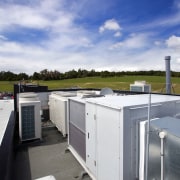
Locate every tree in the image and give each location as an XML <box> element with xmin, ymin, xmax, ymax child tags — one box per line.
<box><xmin>17</xmin><ymin>73</ymin><xmax>29</xmax><ymax>80</ymax></box>
<box><xmin>32</xmin><ymin>72</ymin><xmax>41</xmax><ymax>80</ymax></box>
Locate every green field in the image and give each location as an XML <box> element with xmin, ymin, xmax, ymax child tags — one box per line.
<box><xmin>0</xmin><ymin>76</ymin><xmax>180</xmax><ymax>94</ymax></box>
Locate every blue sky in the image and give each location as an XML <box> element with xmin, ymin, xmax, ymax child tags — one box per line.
<box><xmin>0</xmin><ymin>0</ymin><xmax>180</xmax><ymax>74</ymax></box>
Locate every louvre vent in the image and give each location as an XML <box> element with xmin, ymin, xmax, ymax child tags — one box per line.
<box><xmin>21</xmin><ymin>106</ymin><xmax>35</xmax><ymax>140</ymax></box>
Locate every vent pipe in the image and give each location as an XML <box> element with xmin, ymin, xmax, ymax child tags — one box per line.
<box><xmin>165</xmin><ymin>56</ymin><xmax>171</xmax><ymax>94</ymax></box>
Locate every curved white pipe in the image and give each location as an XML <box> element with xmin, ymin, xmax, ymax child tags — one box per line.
<box><xmin>159</xmin><ymin>131</ymin><xmax>166</xmax><ymax>180</ymax></box>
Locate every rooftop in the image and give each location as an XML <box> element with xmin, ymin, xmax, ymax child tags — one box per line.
<box><xmin>13</xmin><ymin>125</ymin><xmax>91</xmax><ymax>180</ymax></box>
<box><xmin>0</xmin><ymin>98</ymin><xmax>91</xmax><ymax>180</ymax></box>
<box><xmin>0</xmin><ymin>100</ymin><xmax>14</xmax><ymax>146</ymax></box>
<box><xmin>1</xmin><ymin>87</ymin><xmax>180</xmax><ymax>180</ymax></box>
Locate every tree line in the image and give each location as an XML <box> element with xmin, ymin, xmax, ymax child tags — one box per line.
<box><xmin>0</xmin><ymin>69</ymin><xmax>180</xmax><ymax>81</ymax></box>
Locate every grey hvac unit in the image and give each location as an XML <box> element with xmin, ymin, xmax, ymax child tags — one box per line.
<box><xmin>130</xmin><ymin>81</ymin><xmax>151</xmax><ymax>92</ymax></box>
<box><xmin>85</xmin><ymin>94</ymin><xmax>180</xmax><ymax>180</ymax></box>
<box><xmin>19</xmin><ymin>93</ymin><xmax>41</xmax><ymax>141</ymax></box>
<box><xmin>139</xmin><ymin>116</ymin><xmax>180</xmax><ymax>180</ymax></box>
<box><xmin>68</xmin><ymin>97</ymin><xmax>87</xmax><ymax>162</ymax></box>
<box><xmin>48</xmin><ymin>91</ymin><xmax>76</xmax><ymax>137</ymax></box>
<box><xmin>68</xmin><ymin>93</ymin><xmax>104</xmax><ymax>167</ymax></box>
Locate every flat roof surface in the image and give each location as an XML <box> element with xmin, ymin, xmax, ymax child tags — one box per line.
<box><xmin>86</xmin><ymin>94</ymin><xmax>180</xmax><ymax>109</ymax></box>
<box><xmin>0</xmin><ymin>100</ymin><xmax>14</xmax><ymax>146</ymax></box>
<box><xmin>13</xmin><ymin>126</ymin><xmax>91</xmax><ymax>180</ymax></box>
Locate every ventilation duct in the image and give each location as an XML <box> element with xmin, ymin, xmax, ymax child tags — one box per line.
<box><xmin>165</xmin><ymin>56</ymin><xmax>171</xmax><ymax>94</ymax></box>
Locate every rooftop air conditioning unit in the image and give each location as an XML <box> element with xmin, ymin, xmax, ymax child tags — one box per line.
<box><xmin>19</xmin><ymin>93</ymin><xmax>41</xmax><ymax>141</ymax></box>
<box><xmin>68</xmin><ymin>90</ymin><xmax>115</xmax><ymax>174</ymax></box>
<box><xmin>84</xmin><ymin>94</ymin><xmax>180</xmax><ymax>180</ymax></box>
<box><xmin>49</xmin><ymin>91</ymin><xmax>77</xmax><ymax>137</ymax></box>
<box><xmin>130</xmin><ymin>81</ymin><xmax>151</xmax><ymax>93</ymax></box>
<box><xmin>68</xmin><ymin>96</ymin><xmax>88</xmax><ymax>163</ymax></box>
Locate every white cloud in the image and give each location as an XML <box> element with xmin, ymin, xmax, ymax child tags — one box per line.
<box><xmin>0</xmin><ymin>5</ymin><xmax>48</xmax><ymax>30</ymax></box>
<box><xmin>154</xmin><ymin>41</ymin><xmax>162</xmax><ymax>46</ymax></box>
<box><xmin>176</xmin><ymin>58</ymin><xmax>180</xmax><ymax>63</ymax></box>
<box><xmin>114</xmin><ymin>31</ymin><xmax>121</xmax><ymax>37</ymax></box>
<box><xmin>0</xmin><ymin>35</ymin><xmax>7</xmax><ymax>41</ymax></box>
<box><xmin>174</xmin><ymin>0</ymin><xmax>180</xmax><ymax>9</ymax></box>
<box><xmin>99</xmin><ymin>19</ymin><xmax>121</xmax><ymax>33</ymax></box>
<box><xmin>139</xmin><ymin>12</ymin><xmax>180</xmax><ymax>30</ymax></box>
<box><xmin>0</xmin><ymin>0</ymin><xmax>74</xmax><ymax>32</ymax></box>
<box><xmin>0</xmin><ymin>0</ymin><xmax>180</xmax><ymax>75</ymax></box>
<box><xmin>166</xmin><ymin>35</ymin><xmax>180</xmax><ymax>49</ymax></box>
<box><xmin>109</xmin><ymin>33</ymin><xmax>149</xmax><ymax>50</ymax></box>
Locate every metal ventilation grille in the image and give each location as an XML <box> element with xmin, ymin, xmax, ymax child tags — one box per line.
<box><xmin>21</xmin><ymin>106</ymin><xmax>35</xmax><ymax>140</ymax></box>
<box><xmin>69</xmin><ymin>100</ymin><xmax>86</xmax><ymax>161</ymax></box>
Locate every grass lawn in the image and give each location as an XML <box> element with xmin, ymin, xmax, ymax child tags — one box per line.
<box><xmin>0</xmin><ymin>81</ymin><xmax>18</xmax><ymax>92</ymax></box>
<box><xmin>0</xmin><ymin>76</ymin><xmax>180</xmax><ymax>94</ymax></box>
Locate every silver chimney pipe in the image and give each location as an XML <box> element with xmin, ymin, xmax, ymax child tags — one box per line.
<box><xmin>165</xmin><ymin>56</ymin><xmax>171</xmax><ymax>94</ymax></box>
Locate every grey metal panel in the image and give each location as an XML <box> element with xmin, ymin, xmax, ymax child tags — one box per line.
<box><xmin>159</xmin><ymin>101</ymin><xmax>177</xmax><ymax>117</ymax></box>
<box><xmin>175</xmin><ymin>102</ymin><xmax>180</xmax><ymax>118</ymax></box>
<box><xmin>148</xmin><ymin>126</ymin><xmax>161</xmax><ymax>180</ymax></box>
<box><xmin>130</xmin><ymin>86</ymin><xmax>143</xmax><ymax>92</ymax></box>
<box><xmin>148</xmin><ymin>129</ymin><xmax>180</xmax><ymax>180</ymax></box>
<box><xmin>69</xmin><ymin>99</ymin><xmax>85</xmax><ymax>133</ymax></box>
<box><xmin>142</xmin><ymin>117</ymin><xmax>180</xmax><ymax>180</ymax></box>
<box><xmin>69</xmin><ymin>123</ymin><xmax>86</xmax><ymax>161</ymax></box>
<box><xmin>123</xmin><ymin>105</ymin><xmax>161</xmax><ymax>179</ymax></box>
<box><xmin>165</xmin><ymin>134</ymin><xmax>180</xmax><ymax>180</ymax></box>
<box><xmin>123</xmin><ymin>101</ymin><xmax>180</xmax><ymax>180</ymax></box>
<box><xmin>144</xmin><ymin>85</ymin><xmax>150</xmax><ymax>92</ymax></box>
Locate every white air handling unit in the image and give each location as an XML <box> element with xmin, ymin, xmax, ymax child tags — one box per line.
<box><xmin>49</xmin><ymin>90</ymin><xmax>101</xmax><ymax>137</ymax></box>
<box><xmin>83</xmin><ymin>94</ymin><xmax>180</xmax><ymax>180</ymax></box>
<box><xmin>68</xmin><ymin>91</ymin><xmax>106</xmax><ymax>165</ymax></box>
<box><xmin>49</xmin><ymin>91</ymin><xmax>77</xmax><ymax>137</ymax></box>
<box><xmin>19</xmin><ymin>93</ymin><xmax>41</xmax><ymax>141</ymax></box>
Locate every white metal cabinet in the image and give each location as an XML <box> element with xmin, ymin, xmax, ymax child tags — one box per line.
<box><xmin>49</xmin><ymin>95</ymin><xmax>55</xmax><ymax>124</ymax></box>
<box><xmin>54</xmin><ymin>98</ymin><xmax>67</xmax><ymax>136</ymax></box>
<box><xmin>86</xmin><ymin>102</ymin><xmax>97</xmax><ymax>178</ymax></box>
<box><xmin>85</xmin><ymin>94</ymin><xmax>180</xmax><ymax>180</ymax></box>
<box><xmin>86</xmin><ymin>102</ymin><xmax>122</xmax><ymax>180</ymax></box>
<box><xmin>96</xmin><ymin>106</ymin><xmax>121</xmax><ymax>180</ymax></box>
<box><xmin>49</xmin><ymin>92</ymin><xmax>76</xmax><ymax>136</ymax></box>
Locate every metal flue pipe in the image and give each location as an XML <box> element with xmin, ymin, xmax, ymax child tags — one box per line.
<box><xmin>165</xmin><ymin>56</ymin><xmax>171</xmax><ymax>94</ymax></box>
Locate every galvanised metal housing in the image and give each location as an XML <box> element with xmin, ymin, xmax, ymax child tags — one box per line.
<box><xmin>139</xmin><ymin>116</ymin><xmax>180</xmax><ymax>180</ymax></box>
